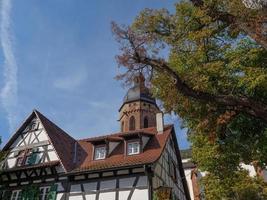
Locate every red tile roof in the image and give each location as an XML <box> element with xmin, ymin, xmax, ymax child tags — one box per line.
<box><xmin>73</xmin><ymin>125</ymin><xmax>173</xmax><ymax>172</ymax></box>
<box><xmin>3</xmin><ymin>110</ymin><xmax>173</xmax><ymax>173</ymax></box>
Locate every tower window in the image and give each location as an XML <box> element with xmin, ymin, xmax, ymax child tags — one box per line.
<box><xmin>121</xmin><ymin>121</ymin><xmax>124</xmax><ymax>132</ymax></box>
<box><xmin>129</xmin><ymin>116</ymin><xmax>136</xmax><ymax>131</ymax></box>
<box><xmin>144</xmin><ymin>117</ymin><xmax>148</xmax><ymax>128</ymax></box>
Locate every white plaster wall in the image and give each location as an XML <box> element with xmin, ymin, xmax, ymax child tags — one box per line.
<box><xmin>38</xmin><ymin>131</ymin><xmax>49</xmax><ymax>142</ymax></box>
<box><xmin>56</xmin><ymin>193</ymin><xmax>64</xmax><ymax>200</ymax></box>
<box><xmin>69</xmin><ymin>196</ymin><xmax>83</xmax><ymax>200</ymax></box>
<box><xmin>7</xmin><ymin>158</ymin><xmax>16</xmax><ymax>168</ymax></box>
<box><xmin>131</xmin><ymin>189</ymin><xmax>149</xmax><ymax>200</ymax></box>
<box><xmin>184</xmin><ymin>169</ymin><xmax>194</xmax><ymax>200</ymax></box>
<box><xmin>99</xmin><ymin>192</ymin><xmax>116</xmax><ymax>200</ymax></box>
<box><xmin>85</xmin><ymin>194</ymin><xmax>96</xmax><ymax>200</ymax></box>
<box><xmin>48</xmin><ymin>151</ymin><xmax>58</xmax><ymax>161</ymax></box>
<box><xmin>119</xmin><ymin>191</ymin><xmax>131</xmax><ymax>200</ymax></box>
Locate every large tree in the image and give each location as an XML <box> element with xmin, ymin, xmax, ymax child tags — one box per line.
<box><xmin>113</xmin><ymin>0</ymin><xmax>267</xmax><ymax>199</ymax></box>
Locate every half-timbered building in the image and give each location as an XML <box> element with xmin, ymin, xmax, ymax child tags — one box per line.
<box><xmin>0</xmin><ymin>74</ymin><xmax>190</xmax><ymax>200</ymax></box>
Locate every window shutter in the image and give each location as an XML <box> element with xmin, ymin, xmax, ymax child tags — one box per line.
<box><xmin>28</xmin><ymin>153</ymin><xmax>38</xmax><ymax>165</ymax></box>
<box><xmin>47</xmin><ymin>184</ymin><xmax>58</xmax><ymax>200</ymax></box>
<box><xmin>22</xmin><ymin>186</ymin><xmax>39</xmax><ymax>200</ymax></box>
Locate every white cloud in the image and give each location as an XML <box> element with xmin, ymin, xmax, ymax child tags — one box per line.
<box><xmin>0</xmin><ymin>0</ymin><xmax>18</xmax><ymax>132</ymax></box>
<box><xmin>53</xmin><ymin>68</ymin><xmax>88</xmax><ymax>91</ymax></box>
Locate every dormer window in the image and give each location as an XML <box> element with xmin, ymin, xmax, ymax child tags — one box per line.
<box><xmin>128</xmin><ymin>141</ymin><xmax>140</xmax><ymax>155</ymax></box>
<box><xmin>94</xmin><ymin>146</ymin><xmax>106</xmax><ymax>160</ymax></box>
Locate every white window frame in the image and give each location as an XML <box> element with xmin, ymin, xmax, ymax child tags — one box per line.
<box><xmin>128</xmin><ymin>141</ymin><xmax>140</xmax><ymax>155</ymax></box>
<box><xmin>39</xmin><ymin>186</ymin><xmax>50</xmax><ymax>200</ymax></box>
<box><xmin>94</xmin><ymin>146</ymin><xmax>106</xmax><ymax>160</ymax></box>
<box><xmin>11</xmin><ymin>190</ymin><xmax>22</xmax><ymax>200</ymax></box>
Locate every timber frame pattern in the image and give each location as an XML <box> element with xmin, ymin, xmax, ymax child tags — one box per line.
<box><xmin>0</xmin><ymin>110</ymin><xmax>190</xmax><ymax>200</ymax></box>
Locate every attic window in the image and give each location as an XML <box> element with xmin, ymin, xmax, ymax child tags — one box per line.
<box><xmin>128</xmin><ymin>141</ymin><xmax>140</xmax><ymax>155</ymax></box>
<box><xmin>29</xmin><ymin>119</ymin><xmax>38</xmax><ymax>130</ymax></box>
<box><xmin>94</xmin><ymin>146</ymin><xmax>106</xmax><ymax>160</ymax></box>
<box><xmin>16</xmin><ymin>148</ymin><xmax>39</xmax><ymax>167</ymax></box>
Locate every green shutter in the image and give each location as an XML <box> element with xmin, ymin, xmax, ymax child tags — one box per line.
<box><xmin>47</xmin><ymin>184</ymin><xmax>58</xmax><ymax>200</ymax></box>
<box><xmin>22</xmin><ymin>186</ymin><xmax>39</xmax><ymax>200</ymax></box>
<box><xmin>28</xmin><ymin>153</ymin><xmax>38</xmax><ymax>165</ymax></box>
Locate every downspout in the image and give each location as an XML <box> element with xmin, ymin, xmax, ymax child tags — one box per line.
<box><xmin>144</xmin><ymin>164</ymin><xmax>154</xmax><ymax>200</ymax></box>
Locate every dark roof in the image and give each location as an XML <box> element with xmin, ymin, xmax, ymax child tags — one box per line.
<box><xmin>119</xmin><ymin>73</ymin><xmax>156</xmax><ymax>111</ymax></box>
<box><xmin>123</xmin><ymin>85</ymin><xmax>156</xmax><ymax>104</ymax></box>
<box><xmin>35</xmin><ymin>110</ymin><xmax>76</xmax><ymax>172</ymax></box>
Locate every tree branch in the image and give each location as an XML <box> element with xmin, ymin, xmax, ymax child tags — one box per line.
<box><xmin>190</xmin><ymin>0</ymin><xmax>267</xmax><ymax>49</ymax></box>
<box><xmin>135</xmin><ymin>55</ymin><xmax>267</xmax><ymax>123</ymax></box>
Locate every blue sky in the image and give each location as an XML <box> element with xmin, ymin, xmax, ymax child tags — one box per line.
<box><xmin>0</xmin><ymin>0</ymin><xmax>190</xmax><ymax>149</ymax></box>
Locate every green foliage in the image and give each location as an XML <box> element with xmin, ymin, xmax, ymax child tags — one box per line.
<box><xmin>22</xmin><ymin>185</ymin><xmax>39</xmax><ymax>200</ymax></box>
<box><xmin>124</xmin><ymin>0</ymin><xmax>267</xmax><ymax>199</ymax></box>
<box><xmin>201</xmin><ymin>171</ymin><xmax>267</xmax><ymax>200</ymax></box>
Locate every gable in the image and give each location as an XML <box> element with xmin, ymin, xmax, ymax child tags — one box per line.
<box><xmin>10</xmin><ymin>118</ymin><xmax>49</xmax><ymax>148</ymax></box>
<box><xmin>3</xmin><ymin>116</ymin><xmax>60</xmax><ymax>170</ymax></box>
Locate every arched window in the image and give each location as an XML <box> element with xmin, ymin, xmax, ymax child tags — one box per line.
<box><xmin>129</xmin><ymin>116</ymin><xmax>136</xmax><ymax>131</ymax></box>
<box><xmin>121</xmin><ymin>121</ymin><xmax>124</xmax><ymax>132</ymax></box>
<box><xmin>144</xmin><ymin>117</ymin><xmax>148</xmax><ymax>128</ymax></box>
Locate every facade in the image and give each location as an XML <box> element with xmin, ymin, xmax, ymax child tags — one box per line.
<box><xmin>0</xmin><ymin>74</ymin><xmax>190</xmax><ymax>200</ymax></box>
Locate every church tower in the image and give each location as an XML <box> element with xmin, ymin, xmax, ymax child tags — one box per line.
<box><xmin>118</xmin><ymin>73</ymin><xmax>160</xmax><ymax>132</ymax></box>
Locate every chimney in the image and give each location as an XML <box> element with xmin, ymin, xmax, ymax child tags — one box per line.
<box><xmin>156</xmin><ymin>112</ymin><xmax>164</xmax><ymax>134</ymax></box>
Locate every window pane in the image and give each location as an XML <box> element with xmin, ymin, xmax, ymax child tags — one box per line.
<box><xmin>94</xmin><ymin>147</ymin><xmax>106</xmax><ymax>160</ymax></box>
<box><xmin>128</xmin><ymin>142</ymin><xmax>140</xmax><ymax>155</ymax></box>
<box><xmin>40</xmin><ymin>187</ymin><xmax>50</xmax><ymax>200</ymax></box>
